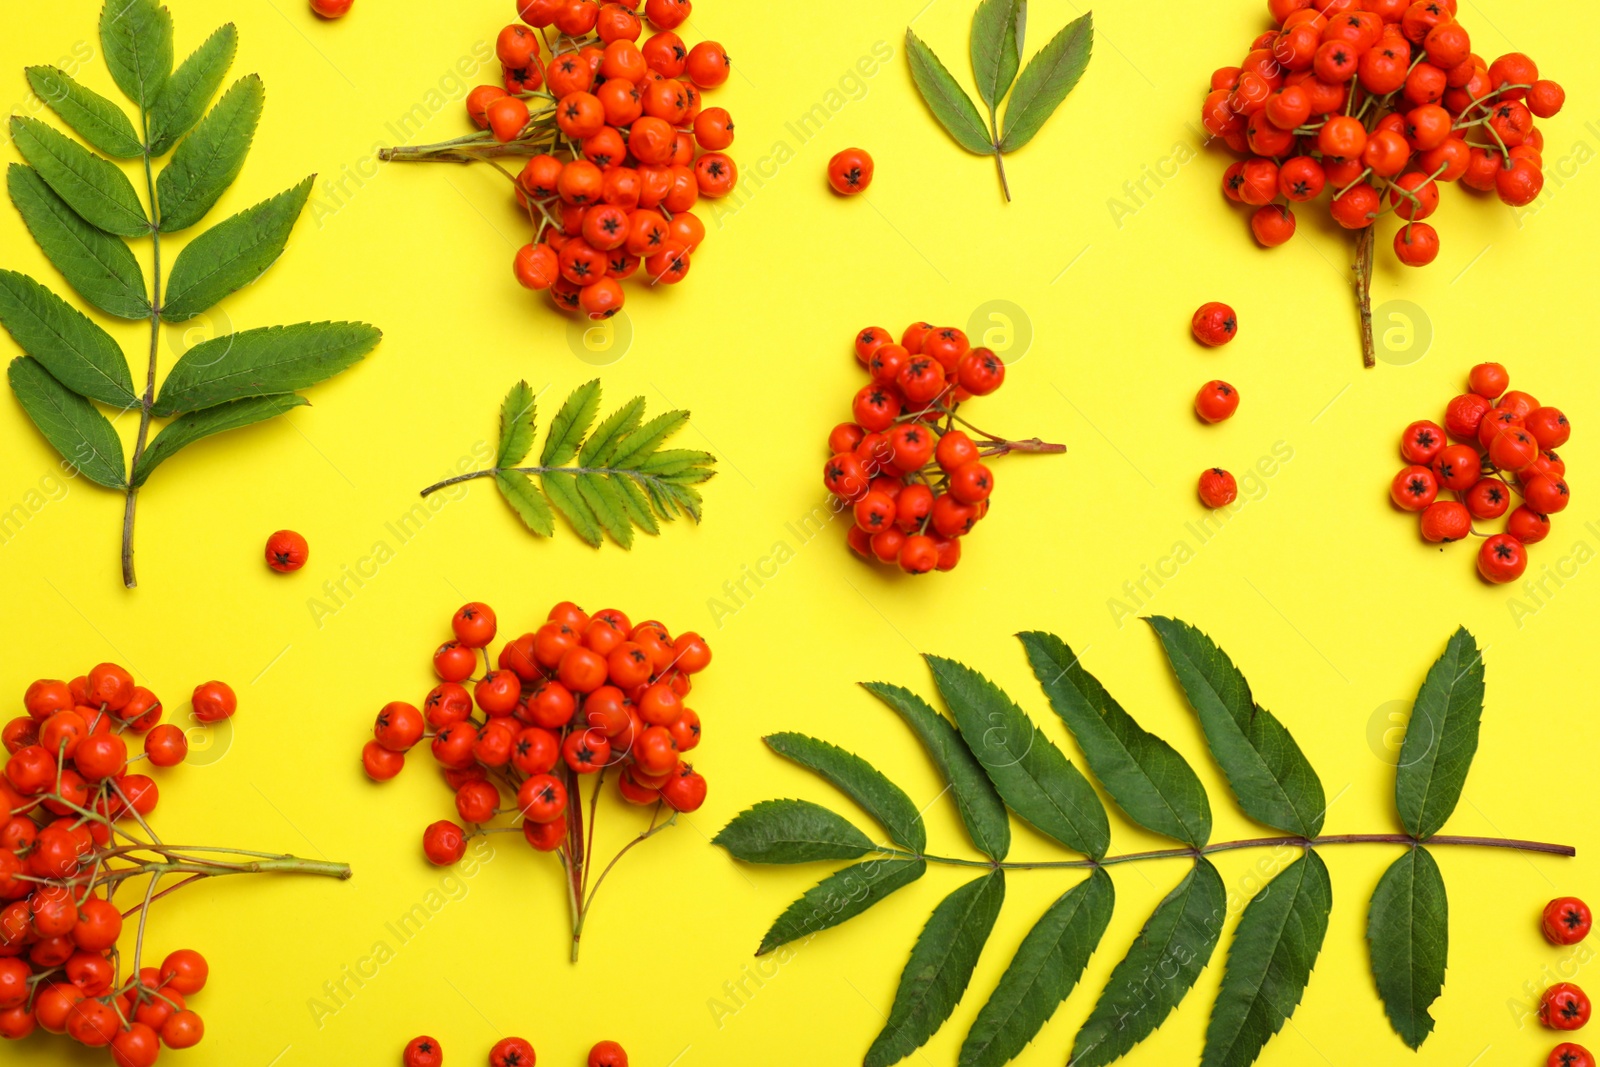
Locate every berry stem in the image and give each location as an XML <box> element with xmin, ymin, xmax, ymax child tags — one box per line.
<box><xmin>877</xmin><ymin>830</ymin><xmax>1575</xmax><ymax>871</ymax></box>
<box><xmin>1354</xmin><ymin>225</ymin><xmax>1376</xmax><ymax>369</ymax></box>
<box><xmin>571</xmin><ymin>807</ymin><xmax>677</xmax><ymax>961</ymax></box>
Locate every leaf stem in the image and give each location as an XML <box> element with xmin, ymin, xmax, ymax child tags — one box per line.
<box><xmin>879</xmin><ymin>831</ymin><xmax>1575</xmax><ymax>871</ymax></box>
<box><xmin>123</xmin><ymin>108</ymin><xmax>163</xmax><ymax>588</ymax></box>
<box><xmin>419</xmin><ymin>464</ymin><xmax>675</xmax><ymax>497</ymax></box>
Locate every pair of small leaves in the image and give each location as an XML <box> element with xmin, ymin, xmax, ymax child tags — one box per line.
<box><xmin>473</xmin><ymin>380</ymin><xmax>717</xmax><ymax>549</ymax></box>
<box><xmin>718</xmin><ymin>623</ymin><xmax>1488</xmax><ymax>1067</ymax></box>
<box><xmin>906</xmin><ymin>2</ymin><xmax>1093</xmax><ymax>198</ymax></box>
<box><xmin>3</xmin><ymin>1</ymin><xmax>376</xmax><ymax>513</ymax></box>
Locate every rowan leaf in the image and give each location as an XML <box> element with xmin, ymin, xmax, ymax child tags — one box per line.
<box><xmin>1071</xmin><ymin>857</ymin><xmax>1227</xmax><ymax>1067</ymax></box>
<box><xmin>132</xmin><ymin>392</ymin><xmax>304</xmax><ymax>486</ymax></box>
<box><xmin>866</xmin><ymin>872</ymin><xmax>1005</xmax><ymax>1067</ymax></box>
<box><xmin>971</xmin><ymin>0</ymin><xmax>1023</xmax><ymax>110</ymax></box>
<box><xmin>151</xmin><ymin>321</ymin><xmax>379</xmax><ymax>415</ymax></box>
<box><xmin>1000</xmin><ymin>11</ymin><xmax>1093</xmax><ymax>152</ymax></box>
<box><xmin>540</xmin><ymin>469</ymin><xmax>602</xmax><ymax>546</ymax></box>
<box><xmin>578</xmin><ymin>396</ymin><xmax>644</xmax><ymax>466</ymax></box>
<box><xmin>7</xmin><ymin>356</ymin><xmax>127</xmax><ymax>488</ymax></box>
<box><xmin>148</xmin><ymin>23</ymin><xmax>237</xmax><ymax>156</ymax></box>
<box><xmin>1201</xmin><ymin>850</ymin><xmax>1333</xmax><ymax>1067</ymax></box>
<box><xmin>757</xmin><ymin>858</ymin><xmax>925</xmax><ymax>955</ymax></box>
<box><xmin>905</xmin><ymin>29</ymin><xmax>995</xmax><ymax>156</ymax></box>
<box><xmin>1367</xmin><ymin>846</ymin><xmax>1448</xmax><ymax>1049</ymax></box>
<box><xmin>100</xmin><ymin>0</ymin><xmax>173</xmax><ymax>110</ymax></box>
<box><xmin>1395</xmin><ymin>627</ymin><xmax>1485</xmax><ymax>840</ymax></box>
<box><xmin>764</xmin><ymin>733</ymin><xmax>925</xmax><ymax>853</ymax></box>
<box><xmin>494</xmin><ymin>471</ymin><xmax>554</xmax><ymax>537</ymax></box>
<box><xmin>9</xmin><ymin>117</ymin><xmax>148</xmax><ymax>237</ymax></box>
<box><xmin>8</xmin><ymin>164</ymin><xmax>149</xmax><ymax>320</ymax></box>
<box><xmin>714</xmin><ymin>799</ymin><xmax>877</xmax><ymax>865</ymax></box>
<box><xmin>156</xmin><ymin>75</ymin><xmax>263</xmax><ymax>233</ymax></box>
<box><xmin>1147</xmin><ymin>616</ymin><xmax>1326</xmax><ymax>838</ymax></box>
<box><xmin>863</xmin><ymin>681</ymin><xmax>1010</xmax><ymax>862</ymax></box>
<box><xmin>496</xmin><ymin>381</ymin><xmax>537</xmax><ymax>466</ymax></box>
<box><xmin>24</xmin><ymin>66</ymin><xmax>143</xmax><ymax>159</ymax></box>
<box><xmin>960</xmin><ymin>868</ymin><xmax>1113</xmax><ymax>1067</ymax></box>
<box><xmin>576</xmin><ymin>471</ymin><xmax>633</xmax><ymax>548</ymax></box>
<box><xmin>0</xmin><ymin>270</ymin><xmax>136</xmax><ymax>408</ymax></box>
<box><xmin>926</xmin><ymin>654</ymin><xmax>1109</xmax><ymax>859</ymax></box>
<box><xmin>161</xmin><ymin>175</ymin><xmax>313</xmax><ymax>321</ymax></box>
<box><xmin>540</xmin><ymin>378</ymin><xmax>601</xmax><ymax>466</ymax></box>
<box><xmin>1021</xmin><ymin>630</ymin><xmax>1213</xmax><ymax>847</ymax></box>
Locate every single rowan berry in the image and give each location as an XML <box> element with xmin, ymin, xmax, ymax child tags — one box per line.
<box><xmin>265</xmin><ymin>530</ymin><xmax>309</xmax><ymax>572</ymax></box>
<box><xmin>1198</xmin><ymin>468</ymin><xmax>1238</xmax><ymax>508</ymax></box>
<box><xmin>1478</xmin><ymin>533</ymin><xmax>1528</xmax><ymax>583</ymax></box>
<box><xmin>1543</xmin><ymin>984</ymin><xmax>1593</xmax><ymax>1032</ymax></box>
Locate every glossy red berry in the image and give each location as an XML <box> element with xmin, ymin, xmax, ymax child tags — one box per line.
<box><xmin>421</xmin><ymin>821</ymin><xmax>467</xmax><ymax>866</ymax></box>
<box><xmin>1419</xmin><ymin>500</ymin><xmax>1470</xmax><ymax>543</ymax></box>
<box><xmin>1542</xmin><ymin>984</ymin><xmax>1593</xmax><ymax>1032</ymax></box>
<box><xmin>1468</xmin><ymin>362</ymin><xmax>1509</xmax><ymax>400</ymax></box>
<box><xmin>1191</xmin><ymin>302</ymin><xmax>1238</xmax><ymax>346</ymax></box>
<box><xmin>1198</xmin><ymin>468</ymin><xmax>1237</xmax><ymax>508</ymax></box>
<box><xmin>589</xmin><ymin>1039</ymin><xmax>630</xmax><ymax>1067</ymax></box>
<box><xmin>452</xmin><ymin>603</ymin><xmax>497</xmax><ymax>648</ymax></box>
<box><xmin>1550</xmin><ymin>1044</ymin><xmax>1595</xmax><ymax>1067</ymax></box>
<box><xmin>190</xmin><ymin>681</ymin><xmax>236</xmax><ymax>724</ymax></box>
<box><xmin>1477</xmin><ymin>533</ymin><xmax>1528</xmax><ymax>584</ymax></box>
<box><xmin>1194</xmin><ymin>381</ymin><xmax>1239</xmax><ymax>423</ymax></box>
<box><xmin>490</xmin><ymin>1036</ymin><xmax>538</xmax><ymax>1067</ymax></box>
<box><xmin>310</xmin><ymin>0</ymin><xmax>354</xmax><ymax>16</ymax></box>
<box><xmin>1391</xmin><ymin>466</ymin><xmax>1438</xmax><ymax>511</ymax></box>
<box><xmin>1400</xmin><ymin>420</ymin><xmax>1446</xmax><ymax>464</ymax></box>
<box><xmin>1545</xmin><ymin>899</ymin><xmax>1593</xmax><ymax>946</ymax></box>
<box><xmin>404</xmin><ymin>1035</ymin><xmax>444</xmax><ymax>1067</ymax></box>
<box><xmin>827</xmin><ymin>148</ymin><xmax>873</xmax><ymax>195</ymax></box>
<box><xmin>264</xmin><ymin>529</ymin><xmax>309</xmax><ymax>572</ymax></box>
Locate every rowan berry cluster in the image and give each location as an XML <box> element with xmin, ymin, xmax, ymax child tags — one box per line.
<box><xmin>363</xmin><ymin>602</ymin><xmax>708</xmax><ymax>956</ymax></box>
<box><xmin>824</xmin><ymin>323</ymin><xmax>1063</xmax><ymax>574</ymax></box>
<box><xmin>1388</xmin><ymin>363</ymin><xmax>1570</xmax><ymax>584</ymax></box>
<box><xmin>2</xmin><ymin>666</ymin><xmax>342</xmax><ymax>1061</ymax></box>
<box><xmin>433</xmin><ymin>1</ymin><xmax>735</xmax><ymax>320</ymax></box>
<box><xmin>1204</xmin><ymin>1</ymin><xmax>1563</xmax><ymax>269</ymax></box>
<box><xmin>404</xmin><ymin>1033</ymin><xmax>628</xmax><ymax>1067</ymax></box>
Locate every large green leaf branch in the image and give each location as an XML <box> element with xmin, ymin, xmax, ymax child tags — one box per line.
<box><xmin>716</xmin><ymin>622</ymin><xmax>1573</xmax><ymax>1067</ymax></box>
<box><xmin>1</xmin><ymin>1</ymin><xmax>380</xmax><ymax>586</ymax></box>
<box><xmin>417</xmin><ymin>379</ymin><xmax>716</xmax><ymax>550</ymax></box>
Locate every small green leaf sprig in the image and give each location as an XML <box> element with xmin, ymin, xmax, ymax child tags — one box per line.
<box><xmin>717</xmin><ymin>621</ymin><xmax>1573</xmax><ymax>1067</ymax></box>
<box><xmin>1</xmin><ymin>0</ymin><xmax>380</xmax><ymax>587</ymax></box>
<box><xmin>418</xmin><ymin>380</ymin><xmax>716</xmax><ymax>549</ymax></box>
<box><xmin>906</xmin><ymin>1</ymin><xmax>1093</xmax><ymax>202</ymax></box>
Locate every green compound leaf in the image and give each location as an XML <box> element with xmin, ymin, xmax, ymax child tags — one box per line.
<box><xmin>576</xmin><ymin>470</ymin><xmax>634</xmax><ymax>548</ymax></box>
<box><xmin>132</xmin><ymin>392</ymin><xmax>304</xmax><ymax>486</ymax></box>
<box><xmin>578</xmin><ymin>395</ymin><xmax>643</xmax><ymax>467</ymax></box>
<box><xmin>926</xmin><ymin>654</ymin><xmax>1109</xmax><ymax>859</ymax></box>
<box><xmin>540</xmin><ymin>378</ymin><xmax>601</xmax><ymax>466</ymax></box>
<box><xmin>1000</xmin><ymin>11</ymin><xmax>1092</xmax><ymax>152</ymax></box>
<box><xmin>1021</xmin><ymin>630</ymin><xmax>1213</xmax><ymax>848</ymax></box>
<box><xmin>757</xmin><ymin>858</ymin><xmax>925</xmax><ymax>955</ymax></box>
<box><xmin>867</xmin><ymin>872</ymin><xmax>1005</xmax><ymax>1067</ymax></box>
<box><xmin>8</xmin><ymin>164</ymin><xmax>149</xmax><ymax>320</ymax></box>
<box><xmin>152</xmin><ymin>321</ymin><xmax>379</xmax><ymax>416</ymax></box>
<box><xmin>1395</xmin><ymin>627</ymin><xmax>1485</xmax><ymax>840</ymax></box>
<box><xmin>1147</xmin><ymin>616</ymin><xmax>1326</xmax><ymax>839</ymax></box>
<box><xmin>863</xmin><ymin>681</ymin><xmax>1011</xmax><ymax>862</ymax></box>
<box><xmin>1071</xmin><ymin>857</ymin><xmax>1226</xmax><ymax>1067</ymax></box>
<box><xmin>494</xmin><ymin>471</ymin><xmax>553</xmax><ymax>537</ymax></box>
<box><xmin>156</xmin><ymin>75</ymin><xmax>264</xmax><ymax>233</ymax></box>
<box><xmin>714</xmin><ymin>799</ymin><xmax>877</xmax><ymax>865</ymax></box>
<box><xmin>9</xmin><ymin>116</ymin><xmax>149</xmax><ymax>237</ymax></box>
<box><xmin>161</xmin><ymin>175</ymin><xmax>313</xmax><ymax>321</ymax></box>
<box><xmin>7</xmin><ymin>356</ymin><xmax>127</xmax><ymax>489</ymax></box>
<box><xmin>764</xmin><ymin>733</ymin><xmax>926</xmax><ymax>854</ymax></box>
<box><xmin>905</xmin><ymin>29</ymin><xmax>995</xmax><ymax>156</ymax></box>
<box><xmin>100</xmin><ymin>0</ymin><xmax>174</xmax><ymax>110</ymax></box>
<box><xmin>0</xmin><ymin>270</ymin><xmax>136</xmax><ymax>408</ymax></box>
<box><xmin>971</xmin><ymin>0</ymin><xmax>1024</xmax><ymax>110</ymax></box>
<box><xmin>1368</xmin><ymin>846</ymin><xmax>1448</xmax><ymax>1049</ymax></box>
<box><xmin>24</xmin><ymin>66</ymin><xmax>143</xmax><ymax>159</ymax></box>
<box><xmin>148</xmin><ymin>23</ymin><xmax>238</xmax><ymax>156</ymax></box>
<box><xmin>960</xmin><ymin>868</ymin><xmax>1113</xmax><ymax>1067</ymax></box>
<box><xmin>1201</xmin><ymin>850</ymin><xmax>1333</xmax><ymax>1067</ymax></box>
<box><xmin>496</xmin><ymin>380</ymin><xmax>537</xmax><ymax>466</ymax></box>
<box><xmin>540</xmin><ymin>469</ymin><xmax>601</xmax><ymax>546</ymax></box>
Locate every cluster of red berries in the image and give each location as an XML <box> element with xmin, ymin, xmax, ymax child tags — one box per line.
<box><xmin>825</xmin><ymin>322</ymin><xmax>1028</xmax><ymax>574</ymax></box>
<box><xmin>1190</xmin><ymin>302</ymin><xmax>1243</xmax><ymax>510</ymax></box>
<box><xmin>1204</xmin><ymin>0</ymin><xmax>1564</xmax><ymax>265</ymax></box>
<box><xmin>463</xmin><ymin>1</ymin><xmax>734</xmax><ymax>319</ymax></box>
<box><xmin>363</xmin><ymin>601</ymin><xmax>710</xmax><ymax>865</ymax></box>
<box><xmin>1388</xmin><ymin>362</ymin><xmax>1571</xmax><ymax>584</ymax></box>
<box><xmin>1</xmin><ymin>665</ymin><xmax>237</xmax><ymax>1060</ymax></box>
<box><xmin>404</xmin><ymin>1034</ymin><xmax>628</xmax><ymax>1067</ymax></box>
<box><xmin>1542</xmin><ymin>899</ymin><xmax>1593</xmax><ymax>1066</ymax></box>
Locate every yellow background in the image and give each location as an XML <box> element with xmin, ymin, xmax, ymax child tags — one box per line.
<box><xmin>2</xmin><ymin>0</ymin><xmax>1597</xmax><ymax>1064</ymax></box>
